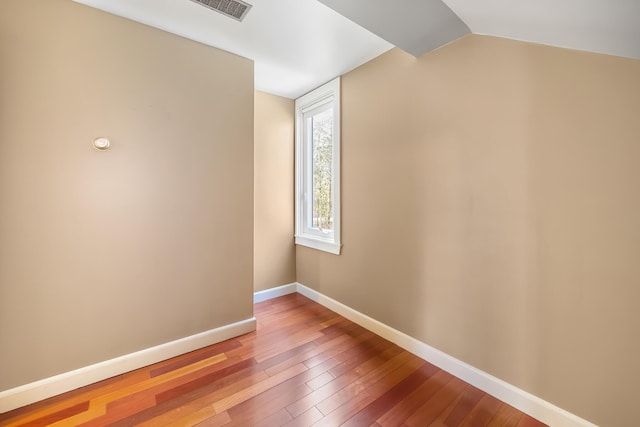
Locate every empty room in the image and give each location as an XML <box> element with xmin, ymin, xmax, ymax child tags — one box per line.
<box><xmin>1</xmin><ymin>0</ymin><xmax>639</xmax><ymax>426</ymax></box>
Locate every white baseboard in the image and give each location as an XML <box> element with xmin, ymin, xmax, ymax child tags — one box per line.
<box><xmin>2</xmin><ymin>282</ymin><xmax>599</xmax><ymax>427</ymax></box>
<box><xmin>253</xmin><ymin>282</ymin><xmax>297</xmax><ymax>303</ymax></box>
<box><xmin>0</xmin><ymin>317</ymin><xmax>256</xmax><ymax>414</ymax></box>
<box><xmin>294</xmin><ymin>283</ymin><xmax>598</xmax><ymax>427</ymax></box>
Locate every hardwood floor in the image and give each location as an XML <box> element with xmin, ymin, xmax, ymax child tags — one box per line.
<box><xmin>0</xmin><ymin>293</ymin><xmax>547</xmax><ymax>426</ymax></box>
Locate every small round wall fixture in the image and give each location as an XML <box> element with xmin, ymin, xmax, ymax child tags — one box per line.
<box><xmin>93</xmin><ymin>137</ymin><xmax>111</xmax><ymax>151</ymax></box>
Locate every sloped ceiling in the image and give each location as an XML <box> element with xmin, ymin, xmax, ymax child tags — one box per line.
<box><xmin>317</xmin><ymin>0</ymin><xmax>470</xmax><ymax>57</ymax></box>
<box><xmin>320</xmin><ymin>0</ymin><xmax>640</xmax><ymax>60</ymax></box>
<box><xmin>442</xmin><ymin>0</ymin><xmax>640</xmax><ymax>60</ymax></box>
<box><xmin>73</xmin><ymin>0</ymin><xmax>639</xmax><ymax>99</ymax></box>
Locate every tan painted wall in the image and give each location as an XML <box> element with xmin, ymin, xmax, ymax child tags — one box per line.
<box><xmin>0</xmin><ymin>0</ymin><xmax>254</xmax><ymax>390</ymax></box>
<box><xmin>254</xmin><ymin>91</ymin><xmax>296</xmax><ymax>292</ymax></box>
<box><xmin>296</xmin><ymin>36</ymin><xmax>640</xmax><ymax>426</ymax></box>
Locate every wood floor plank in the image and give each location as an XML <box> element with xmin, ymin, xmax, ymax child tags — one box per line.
<box><xmin>0</xmin><ymin>377</ymin><xmax>118</xmax><ymax>424</ymax></box>
<box><xmin>155</xmin><ymin>357</ymin><xmax>256</xmax><ymax>404</ymax></box>
<box><xmin>518</xmin><ymin>414</ymin><xmax>548</xmax><ymax>427</ymax></box>
<box><xmin>460</xmin><ymin>393</ymin><xmax>505</xmax><ymax>427</ymax></box>
<box><xmin>76</xmin><ymin>391</ymin><xmax>156</xmax><ymax>426</ymax></box>
<box><xmin>0</xmin><ymin>370</ymin><xmax>150</xmax><ymax>426</ymax></box>
<box><xmin>150</xmin><ymin>339</ymin><xmax>242</xmax><ymax>377</ymax></box>
<box><xmin>193</xmin><ymin>410</ymin><xmax>232</xmax><ymax>427</ymax></box>
<box><xmin>314</xmin><ymin>356</ymin><xmax>426</xmax><ymax>426</ymax></box>
<box><xmin>316</xmin><ymin>349</ymin><xmax>418</xmax><ymax>417</ymax></box>
<box><xmin>252</xmin><ymin>408</ymin><xmax>294</xmax><ymax>427</ymax></box>
<box><xmin>225</xmin><ymin>358</ymin><xmax>340</xmax><ymax>426</ymax></box>
<box><xmin>45</xmin><ymin>353</ymin><xmax>229</xmax><ymax>426</ymax></box>
<box><xmin>132</xmin><ymin>370</ymin><xmax>270</xmax><ymax>427</ymax></box>
<box><xmin>284</xmin><ymin>406</ymin><xmax>325</xmax><ymax>427</ymax></box>
<box><xmin>212</xmin><ymin>363</ymin><xmax>308</xmax><ymax>414</ymax></box>
<box><xmin>14</xmin><ymin>401</ymin><xmax>89</xmax><ymax>427</ymax></box>
<box><xmin>375</xmin><ymin>368</ymin><xmax>451</xmax><ymax>426</ymax></box>
<box><xmin>339</xmin><ymin>361</ymin><xmax>438</xmax><ymax>426</ymax></box>
<box><xmin>328</xmin><ymin>335</ymin><xmax>395</xmax><ymax>379</ymax></box>
<box><xmin>487</xmin><ymin>403</ymin><xmax>525</xmax><ymax>427</ymax></box>
<box><xmin>93</xmin><ymin>354</ymin><xmax>248</xmax><ymax>424</ymax></box>
<box><xmin>437</xmin><ymin>384</ymin><xmax>486</xmax><ymax>426</ymax></box>
<box><xmin>125</xmin><ymin>337</ymin><xmax>341</xmax><ymax>425</ymax></box>
<box><xmin>1</xmin><ymin>294</ymin><xmax>547</xmax><ymax>427</ymax></box>
<box><xmin>403</xmin><ymin>376</ymin><xmax>468</xmax><ymax>426</ymax></box>
<box><xmin>285</xmin><ymin>348</ymin><xmax>393</xmax><ymax>419</ymax></box>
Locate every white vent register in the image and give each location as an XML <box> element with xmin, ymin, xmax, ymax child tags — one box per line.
<box><xmin>188</xmin><ymin>0</ymin><xmax>252</xmax><ymax>21</ymax></box>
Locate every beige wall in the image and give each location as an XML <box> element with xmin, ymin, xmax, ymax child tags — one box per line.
<box><xmin>254</xmin><ymin>92</ymin><xmax>296</xmax><ymax>292</ymax></box>
<box><xmin>0</xmin><ymin>0</ymin><xmax>254</xmax><ymax>390</ymax></box>
<box><xmin>297</xmin><ymin>36</ymin><xmax>640</xmax><ymax>426</ymax></box>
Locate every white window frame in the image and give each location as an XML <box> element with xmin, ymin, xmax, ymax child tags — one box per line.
<box><xmin>295</xmin><ymin>77</ymin><xmax>341</xmax><ymax>255</ymax></box>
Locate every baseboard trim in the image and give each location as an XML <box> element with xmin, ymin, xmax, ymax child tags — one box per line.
<box><xmin>294</xmin><ymin>283</ymin><xmax>598</xmax><ymax>427</ymax></box>
<box><xmin>0</xmin><ymin>317</ymin><xmax>256</xmax><ymax>414</ymax></box>
<box><xmin>253</xmin><ymin>282</ymin><xmax>298</xmax><ymax>303</ymax></box>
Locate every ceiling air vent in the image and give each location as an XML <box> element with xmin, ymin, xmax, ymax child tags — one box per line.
<box><xmin>189</xmin><ymin>0</ymin><xmax>252</xmax><ymax>22</ymax></box>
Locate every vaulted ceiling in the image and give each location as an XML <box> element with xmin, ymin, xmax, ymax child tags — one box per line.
<box><xmin>73</xmin><ymin>0</ymin><xmax>640</xmax><ymax>99</ymax></box>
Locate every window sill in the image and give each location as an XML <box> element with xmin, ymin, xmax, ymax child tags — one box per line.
<box><xmin>295</xmin><ymin>235</ymin><xmax>341</xmax><ymax>255</ymax></box>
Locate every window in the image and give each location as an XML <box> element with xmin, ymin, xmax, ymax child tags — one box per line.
<box><xmin>295</xmin><ymin>77</ymin><xmax>341</xmax><ymax>254</ymax></box>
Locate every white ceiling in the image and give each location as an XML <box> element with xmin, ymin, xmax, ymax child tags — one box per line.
<box><xmin>72</xmin><ymin>0</ymin><xmax>392</xmax><ymax>99</ymax></box>
<box><xmin>73</xmin><ymin>0</ymin><xmax>639</xmax><ymax>99</ymax></box>
<box><xmin>442</xmin><ymin>0</ymin><xmax>640</xmax><ymax>60</ymax></box>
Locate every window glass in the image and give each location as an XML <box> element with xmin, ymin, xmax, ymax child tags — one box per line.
<box><xmin>310</xmin><ymin>108</ymin><xmax>333</xmax><ymax>231</ymax></box>
<box><xmin>295</xmin><ymin>77</ymin><xmax>341</xmax><ymax>255</ymax></box>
